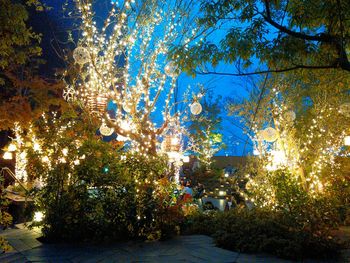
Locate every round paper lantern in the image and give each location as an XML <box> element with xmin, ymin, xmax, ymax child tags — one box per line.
<box><xmin>99</xmin><ymin>123</ymin><xmax>114</xmax><ymax>136</ymax></box>
<box><xmin>190</xmin><ymin>102</ymin><xmax>202</xmax><ymax>115</ymax></box>
<box><xmin>284</xmin><ymin>110</ymin><xmax>296</xmax><ymax>122</ymax></box>
<box><xmin>339</xmin><ymin>103</ymin><xmax>350</xmax><ymax>117</ymax></box>
<box><xmin>73</xmin><ymin>47</ymin><xmax>90</xmax><ymax>65</ymax></box>
<box><xmin>164</xmin><ymin>61</ymin><xmax>178</xmax><ymax>77</ymax></box>
<box><xmin>263</xmin><ymin>127</ymin><xmax>278</xmax><ymax>142</ymax></box>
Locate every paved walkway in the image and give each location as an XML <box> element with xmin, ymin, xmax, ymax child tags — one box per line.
<box><xmin>0</xmin><ymin>225</ymin><xmax>348</xmax><ymax>263</ymax></box>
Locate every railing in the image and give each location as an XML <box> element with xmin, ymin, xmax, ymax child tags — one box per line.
<box><xmin>1</xmin><ymin>167</ymin><xmax>29</xmax><ymax>195</ymax></box>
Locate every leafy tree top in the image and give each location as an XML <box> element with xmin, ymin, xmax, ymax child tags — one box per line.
<box><xmin>172</xmin><ymin>0</ymin><xmax>350</xmax><ymax>76</ymax></box>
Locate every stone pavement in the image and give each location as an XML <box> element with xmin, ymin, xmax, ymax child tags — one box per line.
<box><xmin>0</xmin><ymin>225</ymin><xmax>348</xmax><ymax>263</ymax></box>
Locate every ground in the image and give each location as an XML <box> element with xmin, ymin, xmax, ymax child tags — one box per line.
<box><xmin>0</xmin><ymin>224</ymin><xmax>349</xmax><ymax>263</ymax></box>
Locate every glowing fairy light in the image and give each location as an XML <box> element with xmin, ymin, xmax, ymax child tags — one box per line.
<box><xmin>63</xmin><ymin>0</ymin><xmax>202</xmax><ymax>157</ymax></box>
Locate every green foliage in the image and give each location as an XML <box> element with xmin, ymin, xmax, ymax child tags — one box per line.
<box><xmin>0</xmin><ymin>0</ymin><xmax>42</xmax><ymax>70</ymax></box>
<box><xmin>0</xmin><ymin>173</ymin><xmax>12</xmax><ymax>253</ymax></box>
<box><xmin>0</xmin><ymin>176</ymin><xmax>12</xmax><ymax>230</ymax></box>
<box><xmin>183</xmin><ymin>208</ymin><xmax>343</xmax><ymax>260</ymax></box>
<box><xmin>0</xmin><ymin>0</ymin><xmax>66</xmax><ymax>130</ymax></box>
<box><xmin>172</xmin><ymin>0</ymin><xmax>350</xmax><ymax>75</ymax></box>
<box><xmin>26</xmin><ymin>113</ymin><xmax>184</xmax><ymax>242</ymax></box>
<box><xmin>187</xmin><ymin>91</ymin><xmax>225</xmax><ymax>166</ymax></box>
<box><xmin>246</xmin><ymin>169</ymin><xmax>341</xmax><ymax>232</ymax></box>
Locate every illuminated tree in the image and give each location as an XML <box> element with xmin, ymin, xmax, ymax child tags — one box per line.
<box><xmin>186</xmin><ymin>91</ymin><xmax>224</xmax><ymax>166</ymax></box>
<box><xmin>64</xmin><ymin>0</ymin><xmax>203</xmax><ymax>156</ymax></box>
<box><xmin>229</xmin><ymin>70</ymin><xmax>350</xmax><ymax>208</ymax></box>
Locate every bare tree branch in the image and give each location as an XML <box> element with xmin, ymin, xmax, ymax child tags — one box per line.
<box><xmin>195</xmin><ymin>64</ymin><xmax>340</xmax><ymax>77</ymax></box>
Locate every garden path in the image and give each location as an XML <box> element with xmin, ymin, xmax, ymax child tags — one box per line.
<box><xmin>0</xmin><ymin>224</ymin><xmax>348</xmax><ymax>263</ymax></box>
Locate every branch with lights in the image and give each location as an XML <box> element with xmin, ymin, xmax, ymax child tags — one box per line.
<box><xmin>63</xmin><ymin>0</ymin><xmax>204</xmax><ymax>164</ymax></box>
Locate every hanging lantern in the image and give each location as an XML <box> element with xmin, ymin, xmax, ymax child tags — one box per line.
<box><xmin>96</xmin><ymin>94</ymin><xmax>108</xmax><ymax>114</ymax></box>
<box><xmin>8</xmin><ymin>143</ymin><xmax>17</xmax><ymax>152</ymax></box>
<box><xmin>339</xmin><ymin>103</ymin><xmax>350</xmax><ymax>117</ymax></box>
<box><xmin>190</xmin><ymin>102</ymin><xmax>202</xmax><ymax>115</ymax></box>
<box><xmin>182</xmin><ymin>156</ymin><xmax>190</xmax><ymax>163</ymax></box>
<box><xmin>284</xmin><ymin>110</ymin><xmax>296</xmax><ymax>122</ymax></box>
<box><xmin>3</xmin><ymin>152</ymin><xmax>12</xmax><ymax>160</ymax></box>
<box><xmin>73</xmin><ymin>47</ymin><xmax>90</xmax><ymax>65</ymax></box>
<box><xmin>345</xmin><ymin>136</ymin><xmax>350</xmax><ymax>146</ymax></box>
<box><xmin>263</xmin><ymin>127</ymin><xmax>278</xmax><ymax>142</ymax></box>
<box><xmin>100</xmin><ymin>123</ymin><xmax>114</xmax><ymax>136</ymax></box>
<box><xmin>164</xmin><ymin>61</ymin><xmax>178</xmax><ymax>77</ymax></box>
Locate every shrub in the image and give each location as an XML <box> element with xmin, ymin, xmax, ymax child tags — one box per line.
<box><xmin>29</xmin><ymin>138</ymin><xmax>184</xmax><ymax>242</ymax></box>
<box><xmin>0</xmin><ymin>175</ymin><xmax>12</xmax><ymax>252</ymax></box>
<box><xmin>182</xmin><ymin>208</ymin><xmax>342</xmax><ymax>260</ymax></box>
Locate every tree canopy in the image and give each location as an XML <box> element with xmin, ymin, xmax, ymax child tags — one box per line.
<box><xmin>172</xmin><ymin>0</ymin><xmax>350</xmax><ymax>76</ymax></box>
<box><xmin>0</xmin><ymin>0</ymin><xmax>65</xmax><ymax>130</ymax></box>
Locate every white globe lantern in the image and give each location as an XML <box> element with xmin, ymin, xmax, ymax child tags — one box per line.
<box><xmin>190</xmin><ymin>102</ymin><xmax>202</xmax><ymax>115</ymax></box>
<box><xmin>263</xmin><ymin>127</ymin><xmax>278</xmax><ymax>142</ymax></box>
<box><xmin>73</xmin><ymin>47</ymin><xmax>90</xmax><ymax>65</ymax></box>
<box><xmin>8</xmin><ymin>143</ymin><xmax>17</xmax><ymax>152</ymax></box>
<box><xmin>164</xmin><ymin>61</ymin><xmax>178</xmax><ymax>77</ymax></box>
<box><xmin>339</xmin><ymin>103</ymin><xmax>350</xmax><ymax>117</ymax></box>
<box><xmin>284</xmin><ymin>110</ymin><xmax>296</xmax><ymax>122</ymax></box>
<box><xmin>3</xmin><ymin>152</ymin><xmax>12</xmax><ymax>160</ymax></box>
<box><xmin>99</xmin><ymin>124</ymin><xmax>114</xmax><ymax>136</ymax></box>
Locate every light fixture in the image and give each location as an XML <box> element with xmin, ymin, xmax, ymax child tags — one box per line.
<box><xmin>284</xmin><ymin>110</ymin><xmax>296</xmax><ymax>122</ymax></box>
<box><xmin>164</xmin><ymin>61</ymin><xmax>178</xmax><ymax>77</ymax></box>
<box><xmin>73</xmin><ymin>47</ymin><xmax>90</xmax><ymax>65</ymax></box>
<box><xmin>182</xmin><ymin>156</ymin><xmax>190</xmax><ymax>163</ymax></box>
<box><xmin>345</xmin><ymin>136</ymin><xmax>350</xmax><ymax>146</ymax></box>
<box><xmin>33</xmin><ymin>211</ymin><xmax>44</xmax><ymax>222</ymax></box>
<box><xmin>3</xmin><ymin>152</ymin><xmax>12</xmax><ymax>160</ymax></box>
<box><xmin>100</xmin><ymin>123</ymin><xmax>114</xmax><ymax>136</ymax></box>
<box><xmin>190</xmin><ymin>102</ymin><xmax>202</xmax><ymax>115</ymax></box>
<box><xmin>262</xmin><ymin>127</ymin><xmax>278</xmax><ymax>142</ymax></box>
<box><xmin>8</xmin><ymin>143</ymin><xmax>17</xmax><ymax>152</ymax></box>
<box><xmin>219</xmin><ymin>190</ymin><xmax>226</xmax><ymax>196</ymax></box>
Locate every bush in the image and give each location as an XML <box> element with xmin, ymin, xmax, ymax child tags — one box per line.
<box><xmin>29</xmin><ymin>138</ymin><xmax>184</xmax><ymax>242</ymax></box>
<box><xmin>182</xmin><ymin>208</ymin><xmax>342</xmax><ymax>260</ymax></box>
<box><xmin>0</xmin><ymin>174</ymin><xmax>12</xmax><ymax>253</ymax></box>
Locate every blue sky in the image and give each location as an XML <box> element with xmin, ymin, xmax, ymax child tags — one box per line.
<box><xmin>42</xmin><ymin>0</ymin><xmax>257</xmax><ymax>156</ymax></box>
